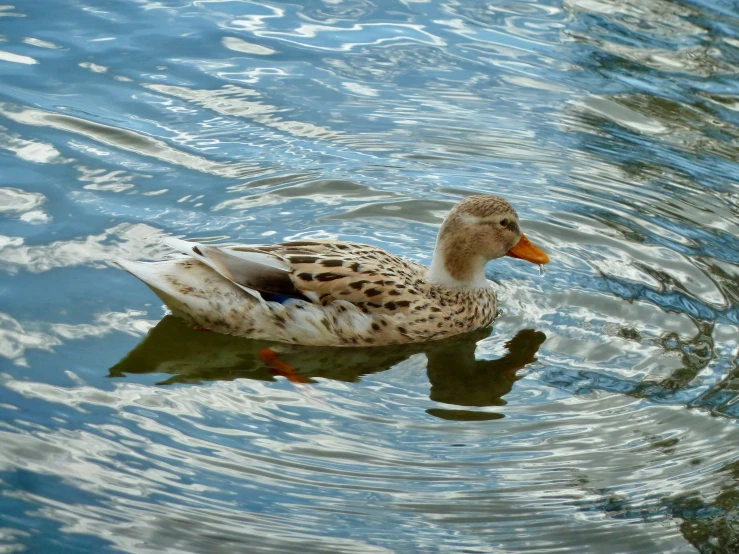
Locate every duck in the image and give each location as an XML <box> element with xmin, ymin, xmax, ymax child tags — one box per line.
<box><xmin>117</xmin><ymin>195</ymin><xmax>549</xmax><ymax>346</ymax></box>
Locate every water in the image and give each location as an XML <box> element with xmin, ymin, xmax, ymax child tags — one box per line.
<box><xmin>1</xmin><ymin>0</ymin><xmax>738</xmax><ymax>551</ymax></box>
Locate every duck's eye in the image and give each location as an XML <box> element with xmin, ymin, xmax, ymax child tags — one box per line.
<box><xmin>500</xmin><ymin>218</ymin><xmax>509</xmax><ymax>227</ymax></box>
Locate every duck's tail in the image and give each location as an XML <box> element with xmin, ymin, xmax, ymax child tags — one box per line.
<box><xmin>117</xmin><ymin>257</ymin><xmax>240</xmax><ymax>324</ymax></box>
<box><xmin>116</xmin><ymin>258</ymin><xmax>186</xmax><ymax>313</ymax></box>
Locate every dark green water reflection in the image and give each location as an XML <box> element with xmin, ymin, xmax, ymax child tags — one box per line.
<box><xmin>111</xmin><ymin>317</ymin><xmax>546</xmax><ymax>421</ymax></box>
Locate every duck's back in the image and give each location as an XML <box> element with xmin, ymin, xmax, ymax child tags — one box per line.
<box><xmin>118</xmin><ymin>239</ymin><xmax>497</xmax><ymax>346</ymax></box>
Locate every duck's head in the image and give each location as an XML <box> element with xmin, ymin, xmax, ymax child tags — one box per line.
<box><xmin>428</xmin><ymin>195</ymin><xmax>549</xmax><ymax>288</ymax></box>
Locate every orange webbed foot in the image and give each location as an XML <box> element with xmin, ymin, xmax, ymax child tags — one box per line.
<box><xmin>258</xmin><ymin>348</ymin><xmax>309</xmax><ymax>384</ymax></box>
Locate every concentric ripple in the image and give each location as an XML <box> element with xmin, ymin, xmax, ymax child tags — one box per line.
<box><xmin>0</xmin><ymin>0</ymin><xmax>738</xmax><ymax>552</ymax></box>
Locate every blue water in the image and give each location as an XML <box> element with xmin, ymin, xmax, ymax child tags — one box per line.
<box><xmin>1</xmin><ymin>0</ymin><xmax>738</xmax><ymax>552</ymax></box>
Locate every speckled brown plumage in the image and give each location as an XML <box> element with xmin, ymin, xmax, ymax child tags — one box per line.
<box><xmin>117</xmin><ymin>195</ymin><xmax>547</xmax><ymax>346</ymax></box>
<box><xmin>229</xmin><ymin>239</ymin><xmax>498</xmax><ymax>343</ymax></box>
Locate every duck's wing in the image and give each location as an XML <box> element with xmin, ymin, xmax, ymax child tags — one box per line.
<box><xmin>255</xmin><ymin>240</ymin><xmax>428</xmax><ymax>307</ymax></box>
<box><xmin>163</xmin><ymin>237</ymin><xmax>313</xmax><ymax>302</ymax></box>
<box><xmin>164</xmin><ymin>238</ymin><xmax>427</xmax><ymax>306</ymax></box>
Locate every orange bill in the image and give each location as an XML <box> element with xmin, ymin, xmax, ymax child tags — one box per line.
<box><xmin>506</xmin><ymin>234</ymin><xmax>550</xmax><ymax>264</ymax></box>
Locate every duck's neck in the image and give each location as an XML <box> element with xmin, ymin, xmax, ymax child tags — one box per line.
<box><xmin>427</xmin><ymin>240</ymin><xmax>490</xmax><ymax>289</ymax></box>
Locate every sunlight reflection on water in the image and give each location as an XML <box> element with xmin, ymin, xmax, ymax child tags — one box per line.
<box><xmin>1</xmin><ymin>0</ymin><xmax>738</xmax><ymax>552</ymax></box>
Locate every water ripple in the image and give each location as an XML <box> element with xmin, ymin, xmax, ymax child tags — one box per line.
<box><xmin>1</xmin><ymin>0</ymin><xmax>738</xmax><ymax>552</ymax></box>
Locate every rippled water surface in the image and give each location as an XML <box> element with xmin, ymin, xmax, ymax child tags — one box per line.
<box><xmin>1</xmin><ymin>0</ymin><xmax>739</xmax><ymax>552</ymax></box>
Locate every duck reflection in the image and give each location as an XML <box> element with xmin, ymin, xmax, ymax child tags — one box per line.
<box><xmin>110</xmin><ymin>316</ymin><xmax>545</xmax><ymax>420</ymax></box>
<box><xmin>426</xmin><ymin>329</ymin><xmax>546</xmax><ymax>420</ymax></box>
